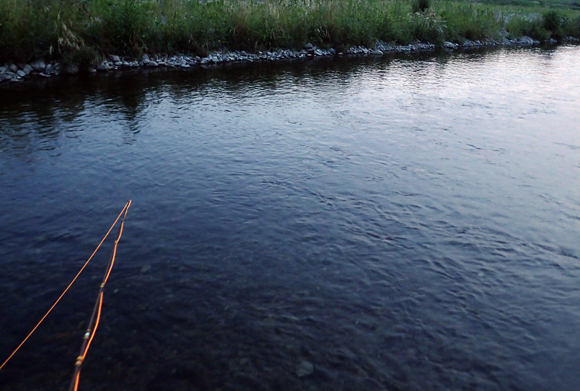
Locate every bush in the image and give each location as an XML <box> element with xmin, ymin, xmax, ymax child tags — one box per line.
<box><xmin>568</xmin><ymin>15</ymin><xmax>580</xmax><ymax>36</ymax></box>
<box><xmin>543</xmin><ymin>10</ymin><xmax>562</xmax><ymax>30</ymax></box>
<box><xmin>409</xmin><ymin>10</ymin><xmax>445</xmax><ymax>45</ymax></box>
<box><xmin>507</xmin><ymin>16</ymin><xmax>549</xmax><ymax>41</ymax></box>
<box><xmin>542</xmin><ymin>10</ymin><xmax>565</xmax><ymax>38</ymax></box>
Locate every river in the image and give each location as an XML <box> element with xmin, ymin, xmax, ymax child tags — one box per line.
<box><xmin>1</xmin><ymin>46</ymin><xmax>579</xmax><ymax>391</ymax></box>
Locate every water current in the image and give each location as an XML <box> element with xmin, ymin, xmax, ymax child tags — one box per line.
<box><xmin>1</xmin><ymin>46</ymin><xmax>579</xmax><ymax>391</ymax></box>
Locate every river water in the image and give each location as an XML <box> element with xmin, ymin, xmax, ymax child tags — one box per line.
<box><xmin>1</xmin><ymin>46</ymin><xmax>579</xmax><ymax>391</ymax></box>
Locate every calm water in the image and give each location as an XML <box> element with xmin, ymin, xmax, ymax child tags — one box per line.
<box><xmin>1</xmin><ymin>47</ymin><xmax>579</xmax><ymax>391</ymax></box>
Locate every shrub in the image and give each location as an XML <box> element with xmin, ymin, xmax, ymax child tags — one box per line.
<box><xmin>543</xmin><ymin>11</ymin><xmax>562</xmax><ymax>31</ymax></box>
<box><xmin>568</xmin><ymin>15</ymin><xmax>580</xmax><ymax>36</ymax></box>
<box><xmin>506</xmin><ymin>16</ymin><xmax>549</xmax><ymax>41</ymax></box>
<box><xmin>542</xmin><ymin>10</ymin><xmax>566</xmax><ymax>39</ymax></box>
<box><xmin>409</xmin><ymin>10</ymin><xmax>445</xmax><ymax>45</ymax></box>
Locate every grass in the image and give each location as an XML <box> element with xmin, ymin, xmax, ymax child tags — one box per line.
<box><xmin>1</xmin><ymin>0</ymin><xmax>580</xmax><ymax>64</ymax></box>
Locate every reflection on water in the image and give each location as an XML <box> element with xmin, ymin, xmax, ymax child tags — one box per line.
<box><xmin>1</xmin><ymin>46</ymin><xmax>580</xmax><ymax>391</ymax></box>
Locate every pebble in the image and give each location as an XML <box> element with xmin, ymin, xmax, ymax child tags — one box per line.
<box><xmin>141</xmin><ymin>265</ymin><xmax>152</xmax><ymax>273</ymax></box>
<box><xmin>97</xmin><ymin>61</ymin><xmax>110</xmax><ymax>71</ymax></box>
<box><xmin>31</xmin><ymin>60</ymin><xmax>46</xmax><ymax>72</ymax></box>
<box><xmin>444</xmin><ymin>41</ymin><xmax>458</xmax><ymax>49</ymax></box>
<box><xmin>295</xmin><ymin>359</ymin><xmax>314</xmax><ymax>377</ymax></box>
<box><xmin>519</xmin><ymin>36</ymin><xmax>535</xmax><ymax>45</ymax></box>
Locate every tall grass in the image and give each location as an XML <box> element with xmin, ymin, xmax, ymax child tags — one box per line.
<box><xmin>1</xmin><ymin>0</ymin><xmax>580</xmax><ymax>64</ymax></box>
<box><xmin>440</xmin><ymin>3</ymin><xmax>502</xmax><ymax>42</ymax></box>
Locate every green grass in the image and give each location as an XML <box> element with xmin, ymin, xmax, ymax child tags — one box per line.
<box><xmin>1</xmin><ymin>0</ymin><xmax>579</xmax><ymax>64</ymax></box>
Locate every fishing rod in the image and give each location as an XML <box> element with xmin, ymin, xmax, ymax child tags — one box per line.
<box><xmin>0</xmin><ymin>200</ymin><xmax>132</xmax><ymax>391</ymax></box>
<box><xmin>69</xmin><ymin>200</ymin><xmax>131</xmax><ymax>391</ymax></box>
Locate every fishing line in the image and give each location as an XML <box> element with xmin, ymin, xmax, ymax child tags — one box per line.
<box><xmin>0</xmin><ymin>200</ymin><xmax>132</xmax><ymax>391</ymax></box>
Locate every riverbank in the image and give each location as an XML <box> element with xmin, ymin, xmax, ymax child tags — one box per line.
<box><xmin>1</xmin><ymin>0</ymin><xmax>580</xmax><ymax>83</ymax></box>
<box><xmin>2</xmin><ymin>36</ymin><xmax>580</xmax><ymax>83</ymax></box>
<box><xmin>0</xmin><ymin>43</ymin><xmax>451</xmax><ymax>82</ymax></box>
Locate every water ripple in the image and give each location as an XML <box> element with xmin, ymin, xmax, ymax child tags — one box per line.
<box><xmin>1</xmin><ymin>47</ymin><xmax>580</xmax><ymax>391</ymax></box>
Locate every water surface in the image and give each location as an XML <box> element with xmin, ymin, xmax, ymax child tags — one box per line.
<box><xmin>1</xmin><ymin>47</ymin><xmax>579</xmax><ymax>391</ymax></box>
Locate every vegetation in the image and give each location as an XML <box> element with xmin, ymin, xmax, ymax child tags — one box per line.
<box><xmin>413</xmin><ymin>0</ymin><xmax>431</xmax><ymax>13</ymax></box>
<box><xmin>1</xmin><ymin>0</ymin><xmax>579</xmax><ymax>64</ymax></box>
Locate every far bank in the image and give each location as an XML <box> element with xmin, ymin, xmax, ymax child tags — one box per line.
<box><xmin>1</xmin><ymin>0</ymin><xmax>580</xmax><ymax>80</ymax></box>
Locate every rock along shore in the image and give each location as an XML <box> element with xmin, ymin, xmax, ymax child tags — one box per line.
<box><xmin>1</xmin><ymin>36</ymin><xmax>579</xmax><ymax>83</ymax></box>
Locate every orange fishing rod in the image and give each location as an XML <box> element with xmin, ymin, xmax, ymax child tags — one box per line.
<box><xmin>69</xmin><ymin>200</ymin><xmax>131</xmax><ymax>391</ymax></box>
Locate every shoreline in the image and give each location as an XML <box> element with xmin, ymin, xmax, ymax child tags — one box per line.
<box><xmin>1</xmin><ymin>36</ymin><xmax>579</xmax><ymax>84</ymax></box>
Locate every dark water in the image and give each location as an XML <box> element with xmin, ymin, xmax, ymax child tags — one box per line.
<box><xmin>1</xmin><ymin>47</ymin><xmax>579</xmax><ymax>391</ymax></box>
